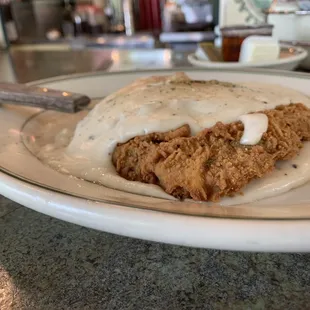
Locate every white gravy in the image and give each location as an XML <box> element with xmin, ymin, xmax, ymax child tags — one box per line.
<box><xmin>38</xmin><ymin>74</ymin><xmax>310</xmax><ymax>205</ymax></box>
<box><xmin>239</xmin><ymin>113</ymin><xmax>268</xmax><ymax>145</ymax></box>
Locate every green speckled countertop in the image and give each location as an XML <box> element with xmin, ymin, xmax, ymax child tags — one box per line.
<box><xmin>2</xmin><ymin>199</ymin><xmax>310</xmax><ymax>309</ymax></box>
<box><xmin>1</xmin><ymin>47</ymin><xmax>310</xmax><ymax>310</ymax></box>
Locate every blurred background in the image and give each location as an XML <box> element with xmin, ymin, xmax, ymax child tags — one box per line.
<box><xmin>0</xmin><ymin>0</ymin><xmax>309</xmax><ymax>82</ymax></box>
<box><xmin>0</xmin><ymin>0</ymin><xmax>219</xmax><ymax>47</ymax></box>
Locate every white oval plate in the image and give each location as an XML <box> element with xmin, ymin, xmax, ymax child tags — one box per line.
<box><xmin>188</xmin><ymin>45</ymin><xmax>308</xmax><ymax>71</ymax></box>
<box><xmin>281</xmin><ymin>40</ymin><xmax>310</xmax><ymax>70</ymax></box>
<box><xmin>2</xmin><ymin>68</ymin><xmax>310</xmax><ymax>252</ymax></box>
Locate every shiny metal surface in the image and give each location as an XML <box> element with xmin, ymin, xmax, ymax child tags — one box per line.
<box><xmin>8</xmin><ymin>49</ymin><xmax>112</xmax><ymax>83</ymax></box>
<box><xmin>5</xmin><ymin>47</ymin><xmax>191</xmax><ymax>83</ymax></box>
<box><xmin>18</xmin><ymin>33</ymin><xmax>157</xmax><ymax>49</ymax></box>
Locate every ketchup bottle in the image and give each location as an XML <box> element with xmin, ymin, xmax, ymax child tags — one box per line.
<box><xmin>138</xmin><ymin>0</ymin><xmax>162</xmax><ymax>33</ymax></box>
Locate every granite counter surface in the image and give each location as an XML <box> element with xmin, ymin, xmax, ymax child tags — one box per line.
<box><xmin>1</xmin><ymin>48</ymin><xmax>310</xmax><ymax>309</ymax></box>
<box><xmin>1</xmin><ymin>196</ymin><xmax>310</xmax><ymax>310</ymax></box>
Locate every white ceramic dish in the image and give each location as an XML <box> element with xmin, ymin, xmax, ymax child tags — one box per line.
<box><xmin>281</xmin><ymin>41</ymin><xmax>310</xmax><ymax>70</ymax></box>
<box><xmin>188</xmin><ymin>45</ymin><xmax>308</xmax><ymax>71</ymax></box>
<box><xmin>2</xmin><ymin>69</ymin><xmax>310</xmax><ymax>252</ymax></box>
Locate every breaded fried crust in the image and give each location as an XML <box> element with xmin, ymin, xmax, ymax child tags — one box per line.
<box><xmin>112</xmin><ymin>104</ymin><xmax>310</xmax><ymax>201</ymax></box>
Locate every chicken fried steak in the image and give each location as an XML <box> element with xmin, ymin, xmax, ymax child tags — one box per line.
<box><xmin>112</xmin><ymin>104</ymin><xmax>310</xmax><ymax>202</ymax></box>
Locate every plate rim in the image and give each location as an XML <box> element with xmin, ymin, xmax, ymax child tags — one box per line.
<box><xmin>3</xmin><ymin>170</ymin><xmax>310</xmax><ymax>252</ymax></box>
<box><xmin>24</xmin><ymin>66</ymin><xmax>310</xmax><ymax>87</ymax></box>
